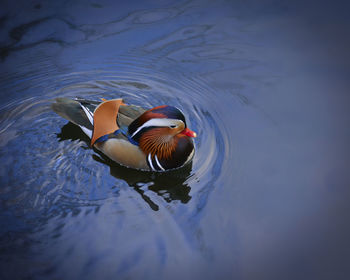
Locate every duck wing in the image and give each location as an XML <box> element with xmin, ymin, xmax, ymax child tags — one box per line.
<box><xmin>52</xmin><ymin>97</ymin><xmax>147</xmax><ymax>139</ymax></box>
<box><xmin>117</xmin><ymin>104</ymin><xmax>146</xmax><ymax>127</ymax></box>
<box><xmin>52</xmin><ymin>97</ymin><xmax>94</xmax><ymax>130</ymax></box>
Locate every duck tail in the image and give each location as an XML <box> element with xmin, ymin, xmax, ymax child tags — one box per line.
<box><xmin>52</xmin><ymin>97</ymin><xmax>98</xmax><ymax>138</ymax></box>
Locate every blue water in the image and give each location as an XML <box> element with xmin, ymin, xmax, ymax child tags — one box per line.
<box><xmin>1</xmin><ymin>0</ymin><xmax>350</xmax><ymax>279</ymax></box>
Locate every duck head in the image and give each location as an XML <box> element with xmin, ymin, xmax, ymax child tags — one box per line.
<box><xmin>128</xmin><ymin>105</ymin><xmax>196</xmax><ymax>168</ymax></box>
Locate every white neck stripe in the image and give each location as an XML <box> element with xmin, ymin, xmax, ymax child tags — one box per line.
<box><xmin>148</xmin><ymin>153</ymin><xmax>156</xmax><ymax>171</ymax></box>
<box><xmin>155</xmin><ymin>155</ymin><xmax>165</xmax><ymax>171</ymax></box>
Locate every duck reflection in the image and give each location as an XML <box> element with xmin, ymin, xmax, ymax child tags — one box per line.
<box><xmin>57</xmin><ymin>122</ymin><xmax>192</xmax><ymax>210</ymax></box>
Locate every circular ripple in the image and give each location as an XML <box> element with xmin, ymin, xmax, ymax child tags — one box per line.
<box><xmin>0</xmin><ymin>54</ymin><xmax>229</xmax><ymax>221</ymax></box>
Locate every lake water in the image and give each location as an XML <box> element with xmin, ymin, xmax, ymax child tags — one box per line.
<box><xmin>1</xmin><ymin>0</ymin><xmax>350</xmax><ymax>279</ymax></box>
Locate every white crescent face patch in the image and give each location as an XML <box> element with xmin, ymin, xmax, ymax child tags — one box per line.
<box><xmin>131</xmin><ymin>118</ymin><xmax>184</xmax><ymax>138</ymax></box>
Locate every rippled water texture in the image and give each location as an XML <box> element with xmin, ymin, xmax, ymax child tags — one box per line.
<box><xmin>1</xmin><ymin>1</ymin><xmax>350</xmax><ymax>279</ymax></box>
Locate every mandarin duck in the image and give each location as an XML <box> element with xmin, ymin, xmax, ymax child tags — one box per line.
<box><xmin>52</xmin><ymin>98</ymin><xmax>196</xmax><ymax>171</ymax></box>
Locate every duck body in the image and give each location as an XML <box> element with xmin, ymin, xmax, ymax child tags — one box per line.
<box><xmin>52</xmin><ymin>97</ymin><xmax>196</xmax><ymax>171</ymax></box>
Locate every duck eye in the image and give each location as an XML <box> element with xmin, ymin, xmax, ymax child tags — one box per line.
<box><xmin>170</xmin><ymin>125</ymin><xmax>177</xmax><ymax>128</ymax></box>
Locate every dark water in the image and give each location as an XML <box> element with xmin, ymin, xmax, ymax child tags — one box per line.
<box><xmin>1</xmin><ymin>0</ymin><xmax>350</xmax><ymax>279</ymax></box>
